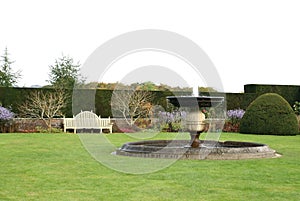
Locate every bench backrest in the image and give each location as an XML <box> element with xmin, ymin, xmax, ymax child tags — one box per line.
<box><xmin>64</xmin><ymin>118</ymin><xmax>75</xmax><ymax>127</ymax></box>
<box><xmin>74</xmin><ymin>111</ymin><xmax>99</xmax><ymax>128</ymax></box>
<box><xmin>99</xmin><ymin>117</ymin><xmax>111</xmax><ymax>127</ymax></box>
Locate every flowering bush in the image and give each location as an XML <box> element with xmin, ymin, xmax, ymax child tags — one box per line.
<box><xmin>0</xmin><ymin>106</ymin><xmax>14</xmax><ymax>121</ymax></box>
<box><xmin>158</xmin><ymin>110</ymin><xmax>186</xmax><ymax>132</ymax></box>
<box><xmin>227</xmin><ymin>109</ymin><xmax>245</xmax><ymax>122</ymax></box>
<box><xmin>0</xmin><ymin>106</ymin><xmax>14</xmax><ymax>133</ymax></box>
<box><xmin>223</xmin><ymin>109</ymin><xmax>245</xmax><ymax>132</ymax></box>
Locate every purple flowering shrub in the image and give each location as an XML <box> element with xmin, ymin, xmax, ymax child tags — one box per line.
<box><xmin>158</xmin><ymin>110</ymin><xmax>186</xmax><ymax>132</ymax></box>
<box><xmin>0</xmin><ymin>106</ymin><xmax>14</xmax><ymax>133</ymax></box>
<box><xmin>227</xmin><ymin>109</ymin><xmax>245</xmax><ymax>122</ymax></box>
<box><xmin>0</xmin><ymin>106</ymin><xmax>14</xmax><ymax>121</ymax></box>
<box><xmin>223</xmin><ymin>109</ymin><xmax>245</xmax><ymax>132</ymax></box>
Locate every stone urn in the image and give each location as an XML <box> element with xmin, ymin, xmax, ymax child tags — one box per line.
<box><xmin>167</xmin><ymin>95</ymin><xmax>224</xmax><ymax>148</ymax></box>
<box><xmin>185</xmin><ymin>110</ymin><xmax>206</xmax><ymax>148</ymax></box>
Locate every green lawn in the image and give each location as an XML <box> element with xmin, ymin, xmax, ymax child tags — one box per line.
<box><xmin>0</xmin><ymin>133</ymin><xmax>299</xmax><ymax>201</ymax></box>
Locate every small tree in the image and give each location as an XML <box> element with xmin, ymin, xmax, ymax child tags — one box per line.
<box><xmin>18</xmin><ymin>89</ymin><xmax>67</xmax><ymax>131</ymax></box>
<box><xmin>0</xmin><ymin>47</ymin><xmax>21</xmax><ymax>87</ymax></box>
<box><xmin>48</xmin><ymin>54</ymin><xmax>83</xmax><ymax>89</ymax></box>
<box><xmin>111</xmin><ymin>89</ymin><xmax>153</xmax><ymax>126</ymax></box>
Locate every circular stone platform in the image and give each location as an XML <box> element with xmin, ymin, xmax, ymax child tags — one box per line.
<box><xmin>116</xmin><ymin>140</ymin><xmax>279</xmax><ymax>160</ymax></box>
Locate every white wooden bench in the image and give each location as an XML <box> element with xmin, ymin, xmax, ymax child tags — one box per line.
<box><xmin>63</xmin><ymin>111</ymin><xmax>113</xmax><ymax>133</ymax></box>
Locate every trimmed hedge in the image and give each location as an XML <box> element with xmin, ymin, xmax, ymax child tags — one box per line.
<box><xmin>244</xmin><ymin>84</ymin><xmax>300</xmax><ymax>106</ymax></box>
<box><xmin>1</xmin><ymin>85</ymin><xmax>299</xmax><ymax>118</ymax></box>
<box><xmin>225</xmin><ymin>93</ymin><xmax>244</xmax><ymax>110</ymax></box>
<box><xmin>240</xmin><ymin>93</ymin><xmax>299</xmax><ymax>135</ymax></box>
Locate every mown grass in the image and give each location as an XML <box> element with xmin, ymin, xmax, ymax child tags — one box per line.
<box><xmin>0</xmin><ymin>133</ymin><xmax>299</xmax><ymax>201</ymax></box>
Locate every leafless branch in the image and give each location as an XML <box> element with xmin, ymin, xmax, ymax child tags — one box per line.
<box><xmin>18</xmin><ymin>89</ymin><xmax>67</xmax><ymax>130</ymax></box>
<box><xmin>111</xmin><ymin>90</ymin><xmax>153</xmax><ymax>126</ymax></box>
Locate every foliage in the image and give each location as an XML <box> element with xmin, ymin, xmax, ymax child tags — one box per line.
<box><xmin>222</xmin><ymin>121</ymin><xmax>240</xmax><ymax>132</ymax></box>
<box><xmin>244</xmin><ymin>84</ymin><xmax>300</xmax><ymax>106</ymax></box>
<box><xmin>35</xmin><ymin>126</ymin><xmax>62</xmax><ymax>133</ymax></box>
<box><xmin>157</xmin><ymin>110</ymin><xmax>186</xmax><ymax>132</ymax></box>
<box><xmin>297</xmin><ymin>115</ymin><xmax>300</xmax><ymax>132</ymax></box>
<box><xmin>48</xmin><ymin>54</ymin><xmax>83</xmax><ymax>89</ymax></box>
<box><xmin>201</xmin><ymin>108</ymin><xmax>210</xmax><ymax>118</ymax></box>
<box><xmin>293</xmin><ymin>101</ymin><xmax>300</xmax><ymax>115</ymax></box>
<box><xmin>295</xmin><ymin>102</ymin><xmax>300</xmax><ymax>131</ymax></box>
<box><xmin>222</xmin><ymin>109</ymin><xmax>245</xmax><ymax>132</ymax></box>
<box><xmin>0</xmin><ymin>106</ymin><xmax>14</xmax><ymax>120</ymax></box>
<box><xmin>0</xmin><ymin>47</ymin><xmax>21</xmax><ymax>87</ymax></box>
<box><xmin>227</xmin><ymin>109</ymin><xmax>245</xmax><ymax>124</ymax></box>
<box><xmin>0</xmin><ymin>106</ymin><xmax>14</xmax><ymax>133</ymax></box>
<box><xmin>240</xmin><ymin>93</ymin><xmax>299</xmax><ymax>135</ymax></box>
<box><xmin>134</xmin><ymin>118</ymin><xmax>151</xmax><ymax>129</ymax></box>
<box><xmin>1</xmin><ymin>84</ymin><xmax>300</xmax><ymax>119</ymax></box>
<box><xmin>85</xmin><ymin>81</ymin><xmax>218</xmax><ymax>92</ymax></box>
<box><xmin>225</xmin><ymin>93</ymin><xmax>245</xmax><ymax>110</ymax></box>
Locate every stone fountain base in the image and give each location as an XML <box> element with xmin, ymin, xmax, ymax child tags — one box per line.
<box><xmin>116</xmin><ymin>140</ymin><xmax>279</xmax><ymax>160</ymax></box>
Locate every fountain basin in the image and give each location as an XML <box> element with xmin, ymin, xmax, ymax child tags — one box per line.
<box><xmin>116</xmin><ymin>94</ymin><xmax>279</xmax><ymax>160</ymax></box>
<box><xmin>116</xmin><ymin>140</ymin><xmax>278</xmax><ymax>160</ymax></box>
<box><xmin>166</xmin><ymin>96</ymin><xmax>225</xmax><ymax>107</ymax></box>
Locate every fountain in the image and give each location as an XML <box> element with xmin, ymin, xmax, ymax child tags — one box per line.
<box><xmin>116</xmin><ymin>86</ymin><xmax>278</xmax><ymax>160</ymax></box>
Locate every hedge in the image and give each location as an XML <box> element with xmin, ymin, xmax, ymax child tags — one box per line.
<box><xmin>244</xmin><ymin>84</ymin><xmax>300</xmax><ymax>106</ymax></box>
<box><xmin>1</xmin><ymin>84</ymin><xmax>299</xmax><ymax>118</ymax></box>
<box><xmin>240</xmin><ymin>93</ymin><xmax>299</xmax><ymax>135</ymax></box>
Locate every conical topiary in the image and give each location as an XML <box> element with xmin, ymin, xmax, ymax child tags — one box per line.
<box><xmin>240</xmin><ymin>93</ymin><xmax>299</xmax><ymax>135</ymax></box>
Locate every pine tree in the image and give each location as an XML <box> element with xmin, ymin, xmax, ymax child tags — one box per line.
<box><xmin>0</xmin><ymin>47</ymin><xmax>21</xmax><ymax>87</ymax></box>
<box><xmin>48</xmin><ymin>54</ymin><xmax>83</xmax><ymax>89</ymax></box>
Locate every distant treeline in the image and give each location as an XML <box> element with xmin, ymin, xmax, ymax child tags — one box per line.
<box><xmin>83</xmin><ymin>81</ymin><xmax>218</xmax><ymax>92</ymax></box>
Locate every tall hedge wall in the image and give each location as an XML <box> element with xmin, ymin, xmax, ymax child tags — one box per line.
<box><xmin>0</xmin><ymin>87</ymin><xmax>181</xmax><ymax>118</ymax></box>
<box><xmin>1</xmin><ymin>84</ymin><xmax>299</xmax><ymax>118</ymax></box>
<box><xmin>244</xmin><ymin>84</ymin><xmax>300</xmax><ymax>106</ymax></box>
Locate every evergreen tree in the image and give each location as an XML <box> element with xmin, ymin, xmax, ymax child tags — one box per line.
<box><xmin>48</xmin><ymin>54</ymin><xmax>83</xmax><ymax>89</ymax></box>
<box><xmin>0</xmin><ymin>47</ymin><xmax>21</xmax><ymax>87</ymax></box>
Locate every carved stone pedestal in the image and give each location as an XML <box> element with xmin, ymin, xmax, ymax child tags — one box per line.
<box><xmin>189</xmin><ymin>132</ymin><xmax>201</xmax><ymax>148</ymax></box>
<box><xmin>186</xmin><ymin>110</ymin><xmax>206</xmax><ymax>148</ymax></box>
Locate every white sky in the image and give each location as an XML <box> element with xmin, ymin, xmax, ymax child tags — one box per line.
<box><xmin>1</xmin><ymin>0</ymin><xmax>300</xmax><ymax>92</ymax></box>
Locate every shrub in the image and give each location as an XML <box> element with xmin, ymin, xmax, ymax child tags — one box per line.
<box><xmin>158</xmin><ymin>110</ymin><xmax>186</xmax><ymax>132</ymax></box>
<box><xmin>0</xmin><ymin>106</ymin><xmax>14</xmax><ymax>120</ymax></box>
<box><xmin>240</xmin><ymin>93</ymin><xmax>299</xmax><ymax>135</ymax></box>
<box><xmin>35</xmin><ymin>126</ymin><xmax>62</xmax><ymax>133</ymax></box>
<box><xmin>227</xmin><ymin>109</ymin><xmax>245</xmax><ymax>124</ymax></box>
<box><xmin>223</xmin><ymin>109</ymin><xmax>245</xmax><ymax>132</ymax></box>
<box><xmin>0</xmin><ymin>106</ymin><xmax>14</xmax><ymax>133</ymax></box>
<box><xmin>293</xmin><ymin>101</ymin><xmax>300</xmax><ymax>115</ymax></box>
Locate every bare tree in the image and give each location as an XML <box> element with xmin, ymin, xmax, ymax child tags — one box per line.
<box><xmin>18</xmin><ymin>89</ymin><xmax>67</xmax><ymax>131</ymax></box>
<box><xmin>111</xmin><ymin>90</ymin><xmax>153</xmax><ymax>126</ymax></box>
